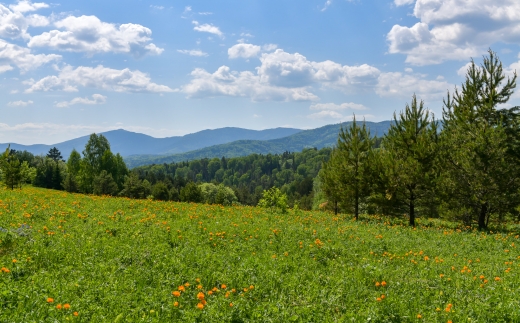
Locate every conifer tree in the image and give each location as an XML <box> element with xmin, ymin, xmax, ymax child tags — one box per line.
<box><xmin>383</xmin><ymin>95</ymin><xmax>438</xmax><ymax>226</ymax></box>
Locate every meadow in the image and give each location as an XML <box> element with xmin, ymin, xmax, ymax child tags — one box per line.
<box><xmin>0</xmin><ymin>187</ymin><xmax>519</xmax><ymax>322</ymax></box>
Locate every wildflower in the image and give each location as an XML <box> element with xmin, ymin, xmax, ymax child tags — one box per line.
<box><xmin>249</xmin><ymin>285</ymin><xmax>254</xmax><ymax>290</ymax></box>
<box><xmin>178</xmin><ymin>285</ymin><xmax>185</xmax><ymax>292</ymax></box>
<box><xmin>439</xmin><ymin>274</ymin><xmax>444</xmax><ymax>278</ymax></box>
<box><xmin>230</xmin><ymin>303</ymin><xmax>233</xmax><ymax>307</ymax></box>
<box><xmin>375</xmin><ymin>282</ymin><xmax>381</xmax><ymax>287</ymax></box>
<box><xmin>208</xmin><ymin>291</ymin><xmax>213</xmax><ymax>296</ymax></box>
<box><xmin>197</xmin><ymin>285</ymin><xmax>203</xmax><ymax>289</ymax></box>
<box><xmin>64</xmin><ymin>303</ymin><xmax>70</xmax><ymax>310</ymax></box>
<box><xmin>225</xmin><ymin>292</ymin><xmax>230</xmax><ymax>298</ymax></box>
<box><xmin>73</xmin><ymin>312</ymin><xmax>78</xmax><ymax>316</ymax></box>
<box><xmin>47</xmin><ymin>298</ymin><xmax>54</xmax><ymax>303</ymax></box>
<box><xmin>381</xmin><ymin>294</ymin><xmax>385</xmax><ymax>299</ymax></box>
<box><xmin>381</xmin><ymin>281</ymin><xmax>387</xmax><ymax>287</ymax></box>
<box><xmin>174</xmin><ymin>301</ymin><xmax>179</xmax><ymax>307</ymax></box>
<box><xmin>12</xmin><ymin>259</ymin><xmax>17</xmax><ymax>263</ymax></box>
<box><xmin>184</xmin><ymin>282</ymin><xmax>190</xmax><ymax>287</ymax></box>
<box><xmin>376</xmin><ymin>297</ymin><xmax>382</xmax><ymax>302</ymax></box>
<box><xmin>495</xmin><ymin>277</ymin><xmax>501</xmax><ymax>281</ymax></box>
<box><xmin>479</xmin><ymin>275</ymin><xmax>485</xmax><ymax>279</ymax></box>
<box><xmin>221</xmin><ymin>284</ymin><xmax>227</xmax><ymax>289</ymax></box>
<box><xmin>1</xmin><ymin>267</ymin><xmax>10</xmax><ymax>273</ymax></box>
<box><xmin>172</xmin><ymin>291</ymin><xmax>181</xmax><ymax>297</ymax></box>
<box><xmin>197</xmin><ymin>292</ymin><xmax>205</xmax><ymax>300</ymax></box>
<box><xmin>56</xmin><ymin>304</ymin><xmax>62</xmax><ymax>310</ymax></box>
<box><xmin>417</xmin><ymin>314</ymin><xmax>422</xmax><ymax>319</ymax></box>
<box><xmin>197</xmin><ymin>303</ymin><xmax>204</xmax><ymax>310</ymax></box>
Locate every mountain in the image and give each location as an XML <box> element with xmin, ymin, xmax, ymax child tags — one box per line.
<box><xmin>125</xmin><ymin>121</ymin><xmax>392</xmax><ymax>168</ymax></box>
<box><xmin>0</xmin><ymin>127</ymin><xmax>302</xmax><ymax>158</ymax></box>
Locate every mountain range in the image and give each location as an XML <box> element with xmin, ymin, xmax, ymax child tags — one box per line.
<box><xmin>1</xmin><ymin>121</ymin><xmax>393</xmax><ymax>168</ymax></box>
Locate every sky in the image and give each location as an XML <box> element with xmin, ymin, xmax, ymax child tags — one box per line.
<box><xmin>1</xmin><ymin>0</ymin><xmax>520</xmax><ymax>144</ymax></box>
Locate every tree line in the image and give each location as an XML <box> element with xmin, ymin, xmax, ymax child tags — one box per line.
<box><xmin>319</xmin><ymin>51</ymin><xmax>520</xmax><ymax>230</ymax></box>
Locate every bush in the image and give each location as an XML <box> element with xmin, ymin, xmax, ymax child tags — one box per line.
<box><xmin>258</xmin><ymin>187</ymin><xmax>288</xmax><ymax>213</ymax></box>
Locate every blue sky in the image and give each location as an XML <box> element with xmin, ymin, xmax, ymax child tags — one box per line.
<box><xmin>1</xmin><ymin>0</ymin><xmax>520</xmax><ymax>144</ymax></box>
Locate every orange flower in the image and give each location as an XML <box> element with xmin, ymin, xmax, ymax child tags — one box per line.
<box><xmin>197</xmin><ymin>303</ymin><xmax>204</xmax><ymax>310</ymax></box>
<box><xmin>417</xmin><ymin>314</ymin><xmax>422</xmax><ymax>319</ymax></box>
<box><xmin>381</xmin><ymin>294</ymin><xmax>386</xmax><ymax>299</ymax></box>
<box><xmin>73</xmin><ymin>312</ymin><xmax>78</xmax><ymax>316</ymax></box>
<box><xmin>495</xmin><ymin>277</ymin><xmax>501</xmax><ymax>281</ymax></box>
<box><xmin>197</xmin><ymin>285</ymin><xmax>203</xmax><ymax>289</ymax></box>
<box><xmin>46</xmin><ymin>298</ymin><xmax>54</xmax><ymax>303</ymax></box>
<box><xmin>229</xmin><ymin>303</ymin><xmax>233</xmax><ymax>307</ymax></box>
<box><xmin>184</xmin><ymin>282</ymin><xmax>190</xmax><ymax>287</ymax></box>
<box><xmin>12</xmin><ymin>259</ymin><xmax>17</xmax><ymax>263</ymax></box>
<box><xmin>63</xmin><ymin>303</ymin><xmax>70</xmax><ymax>310</ymax></box>
<box><xmin>173</xmin><ymin>301</ymin><xmax>179</xmax><ymax>307</ymax></box>
<box><xmin>56</xmin><ymin>304</ymin><xmax>62</xmax><ymax>310</ymax></box>
<box><xmin>375</xmin><ymin>282</ymin><xmax>381</xmax><ymax>287</ymax></box>
<box><xmin>381</xmin><ymin>281</ymin><xmax>387</xmax><ymax>287</ymax></box>
<box><xmin>197</xmin><ymin>292</ymin><xmax>205</xmax><ymax>300</ymax></box>
<box><xmin>225</xmin><ymin>292</ymin><xmax>230</xmax><ymax>298</ymax></box>
<box><xmin>249</xmin><ymin>285</ymin><xmax>254</xmax><ymax>290</ymax></box>
<box><xmin>208</xmin><ymin>291</ymin><xmax>213</xmax><ymax>296</ymax></box>
<box><xmin>1</xmin><ymin>267</ymin><xmax>10</xmax><ymax>273</ymax></box>
<box><xmin>178</xmin><ymin>286</ymin><xmax>185</xmax><ymax>292</ymax></box>
<box><xmin>172</xmin><ymin>291</ymin><xmax>181</xmax><ymax>297</ymax></box>
<box><xmin>439</xmin><ymin>274</ymin><xmax>444</xmax><ymax>278</ymax></box>
<box><xmin>376</xmin><ymin>297</ymin><xmax>382</xmax><ymax>302</ymax></box>
<box><xmin>221</xmin><ymin>284</ymin><xmax>227</xmax><ymax>289</ymax></box>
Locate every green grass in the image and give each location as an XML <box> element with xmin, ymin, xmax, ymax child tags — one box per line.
<box><xmin>0</xmin><ymin>187</ymin><xmax>519</xmax><ymax>322</ymax></box>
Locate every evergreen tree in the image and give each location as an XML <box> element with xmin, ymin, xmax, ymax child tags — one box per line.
<box><xmin>1</xmin><ymin>147</ymin><xmax>22</xmax><ymax>189</ymax></box>
<box><xmin>383</xmin><ymin>95</ymin><xmax>439</xmax><ymax>226</ymax></box>
<box><xmin>180</xmin><ymin>182</ymin><xmax>203</xmax><ymax>203</ymax></box>
<box><xmin>47</xmin><ymin>147</ymin><xmax>63</xmax><ymax>162</ymax></box>
<box><xmin>93</xmin><ymin>170</ymin><xmax>119</xmax><ymax>196</ymax></box>
<box><xmin>152</xmin><ymin>182</ymin><xmax>170</xmax><ymax>201</ymax></box>
<box><xmin>441</xmin><ymin>50</ymin><xmax>520</xmax><ymax>230</ymax></box>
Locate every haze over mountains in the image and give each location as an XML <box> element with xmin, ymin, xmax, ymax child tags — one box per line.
<box><xmin>0</xmin><ymin>121</ymin><xmax>393</xmax><ymax>168</ymax></box>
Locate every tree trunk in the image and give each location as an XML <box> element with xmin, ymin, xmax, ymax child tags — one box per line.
<box><xmin>409</xmin><ymin>191</ymin><xmax>415</xmax><ymax>227</ymax></box>
<box><xmin>354</xmin><ymin>190</ymin><xmax>359</xmax><ymax>221</ymax></box>
<box><xmin>478</xmin><ymin>202</ymin><xmax>488</xmax><ymax>230</ymax></box>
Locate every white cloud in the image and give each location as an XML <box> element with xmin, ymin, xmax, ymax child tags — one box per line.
<box><xmin>308</xmin><ymin>110</ymin><xmax>343</xmax><ymax>119</ymax></box>
<box><xmin>228</xmin><ymin>43</ymin><xmax>277</xmax><ymax>59</ymax></box>
<box><xmin>150</xmin><ymin>5</ymin><xmax>164</xmax><ymax>10</ymax></box>
<box><xmin>192</xmin><ymin>20</ymin><xmax>223</xmax><ymax>37</ymax></box>
<box><xmin>394</xmin><ymin>0</ymin><xmax>415</xmax><ymax>6</ymax></box>
<box><xmin>240</xmin><ymin>32</ymin><xmax>253</xmax><ymax>38</ymax></box>
<box><xmin>55</xmin><ymin>93</ymin><xmax>107</xmax><ymax>108</ymax></box>
<box><xmin>28</xmin><ymin>15</ymin><xmax>163</xmax><ymax>57</ymax></box>
<box><xmin>25</xmin><ymin>65</ymin><xmax>173</xmax><ymax>93</ymax></box>
<box><xmin>0</xmin><ymin>39</ymin><xmax>60</xmax><ymax>72</ymax></box>
<box><xmin>258</xmin><ymin>49</ymin><xmax>380</xmax><ymax>90</ymax></box>
<box><xmin>228</xmin><ymin>43</ymin><xmax>261</xmax><ymax>59</ymax></box>
<box><xmin>177</xmin><ymin>49</ymin><xmax>208</xmax><ymax>57</ymax></box>
<box><xmin>321</xmin><ymin>0</ymin><xmax>332</xmax><ymax>12</ymax></box>
<box><xmin>310</xmin><ymin>102</ymin><xmax>368</xmax><ymax>111</ymax></box>
<box><xmin>9</xmin><ymin>1</ymin><xmax>48</xmax><ymax>13</ymax></box>
<box><xmin>181</xmin><ymin>48</ymin><xmax>381</xmax><ymax>101</ymax></box>
<box><xmin>7</xmin><ymin>99</ymin><xmax>33</xmax><ymax>107</ymax></box>
<box><xmin>376</xmin><ymin>72</ymin><xmax>452</xmax><ymax>100</ymax></box>
<box><xmin>387</xmin><ymin>0</ymin><xmax>520</xmax><ymax>65</ymax></box>
<box><xmin>180</xmin><ymin>66</ymin><xmax>318</xmax><ymax>102</ymax></box>
<box><xmin>198</xmin><ymin>12</ymin><xmax>212</xmax><ymax>15</ymax></box>
<box><xmin>0</xmin><ymin>64</ymin><xmax>14</xmax><ymax>73</ymax></box>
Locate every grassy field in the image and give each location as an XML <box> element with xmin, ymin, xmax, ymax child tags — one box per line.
<box><xmin>0</xmin><ymin>187</ymin><xmax>519</xmax><ymax>322</ymax></box>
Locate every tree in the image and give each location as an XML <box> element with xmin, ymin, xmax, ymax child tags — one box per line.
<box><xmin>331</xmin><ymin>118</ymin><xmax>374</xmax><ymax>220</ymax></box>
<box><xmin>47</xmin><ymin>147</ymin><xmax>63</xmax><ymax>162</ymax></box>
<box><xmin>0</xmin><ymin>147</ymin><xmax>22</xmax><ymax>189</ymax></box>
<box><xmin>93</xmin><ymin>170</ymin><xmax>119</xmax><ymax>196</ymax></box>
<box><xmin>152</xmin><ymin>182</ymin><xmax>170</xmax><ymax>201</ymax></box>
<box><xmin>215</xmin><ymin>184</ymin><xmax>238</xmax><ymax>206</ymax></box>
<box><xmin>441</xmin><ymin>50</ymin><xmax>520</xmax><ymax>230</ymax></box>
<box><xmin>119</xmin><ymin>173</ymin><xmax>146</xmax><ymax>199</ymax></box>
<box><xmin>180</xmin><ymin>182</ymin><xmax>203</xmax><ymax>203</ymax></box>
<box><xmin>81</xmin><ymin>133</ymin><xmax>111</xmax><ymax>192</ymax></box>
<box><xmin>383</xmin><ymin>95</ymin><xmax>439</xmax><ymax>226</ymax></box>
<box><xmin>258</xmin><ymin>187</ymin><xmax>288</xmax><ymax>213</ymax></box>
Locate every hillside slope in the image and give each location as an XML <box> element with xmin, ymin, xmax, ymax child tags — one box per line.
<box><xmin>125</xmin><ymin>121</ymin><xmax>392</xmax><ymax>168</ymax></box>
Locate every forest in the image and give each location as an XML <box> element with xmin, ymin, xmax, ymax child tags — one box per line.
<box><xmin>1</xmin><ymin>51</ymin><xmax>519</xmax><ymax>230</ymax></box>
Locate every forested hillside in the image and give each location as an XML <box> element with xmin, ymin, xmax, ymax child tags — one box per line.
<box><xmin>134</xmin><ymin>148</ymin><xmax>332</xmax><ymax>209</ymax></box>
<box><xmin>125</xmin><ymin>121</ymin><xmax>391</xmax><ymax>167</ymax></box>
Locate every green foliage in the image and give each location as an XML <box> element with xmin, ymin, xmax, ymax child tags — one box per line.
<box><xmin>119</xmin><ymin>173</ymin><xmax>147</xmax><ymax>199</ymax></box>
<box><xmin>152</xmin><ymin>182</ymin><xmax>170</xmax><ymax>201</ymax></box>
<box><xmin>92</xmin><ymin>170</ymin><xmax>119</xmax><ymax>196</ymax></box>
<box><xmin>179</xmin><ymin>182</ymin><xmax>203</xmax><ymax>203</ymax></box>
<box><xmin>46</xmin><ymin>147</ymin><xmax>63</xmax><ymax>162</ymax></box>
<box><xmin>0</xmin><ymin>147</ymin><xmax>22</xmax><ymax>190</ymax></box>
<box><xmin>441</xmin><ymin>50</ymin><xmax>520</xmax><ymax>229</ymax></box>
<box><xmin>258</xmin><ymin>187</ymin><xmax>288</xmax><ymax>213</ymax></box>
<box><xmin>382</xmin><ymin>95</ymin><xmax>439</xmax><ymax>226</ymax></box>
<box><xmin>199</xmin><ymin>183</ymin><xmax>238</xmax><ymax>206</ymax></box>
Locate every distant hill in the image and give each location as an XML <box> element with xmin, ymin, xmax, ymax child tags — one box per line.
<box><xmin>124</xmin><ymin>121</ymin><xmax>392</xmax><ymax>168</ymax></box>
<box><xmin>0</xmin><ymin>127</ymin><xmax>302</xmax><ymax>158</ymax></box>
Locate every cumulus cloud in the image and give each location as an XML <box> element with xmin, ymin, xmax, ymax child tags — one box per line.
<box><xmin>228</xmin><ymin>43</ymin><xmax>261</xmax><ymax>59</ymax></box>
<box><xmin>9</xmin><ymin>0</ymin><xmax>48</xmax><ymax>13</ymax></box>
<box><xmin>180</xmin><ymin>66</ymin><xmax>318</xmax><ymax>102</ymax></box>
<box><xmin>387</xmin><ymin>0</ymin><xmax>520</xmax><ymax>65</ymax></box>
<box><xmin>192</xmin><ymin>20</ymin><xmax>223</xmax><ymax>37</ymax></box>
<box><xmin>177</xmin><ymin>49</ymin><xmax>208</xmax><ymax>57</ymax></box>
<box><xmin>181</xmin><ymin>49</ymin><xmax>381</xmax><ymax>101</ymax></box>
<box><xmin>28</xmin><ymin>15</ymin><xmax>163</xmax><ymax>57</ymax></box>
<box><xmin>8</xmin><ymin>99</ymin><xmax>33</xmax><ymax>107</ymax></box>
<box><xmin>376</xmin><ymin>71</ymin><xmax>452</xmax><ymax>100</ymax></box>
<box><xmin>394</xmin><ymin>0</ymin><xmax>415</xmax><ymax>6</ymax></box>
<box><xmin>55</xmin><ymin>93</ymin><xmax>107</xmax><ymax>108</ymax></box>
<box><xmin>0</xmin><ymin>39</ymin><xmax>60</xmax><ymax>72</ymax></box>
<box><xmin>25</xmin><ymin>65</ymin><xmax>173</xmax><ymax>93</ymax></box>
<box><xmin>228</xmin><ymin>43</ymin><xmax>277</xmax><ymax>59</ymax></box>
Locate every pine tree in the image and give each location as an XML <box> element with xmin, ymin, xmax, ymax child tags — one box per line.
<box><xmin>47</xmin><ymin>147</ymin><xmax>63</xmax><ymax>162</ymax></box>
<box><xmin>383</xmin><ymin>95</ymin><xmax>439</xmax><ymax>226</ymax></box>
